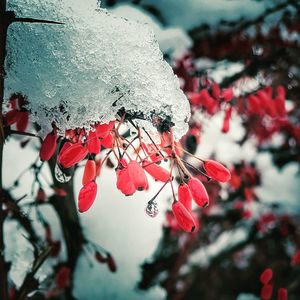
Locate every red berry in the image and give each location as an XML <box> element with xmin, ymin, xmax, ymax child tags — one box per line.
<box><xmin>95</xmin><ymin>251</ymin><xmax>107</xmax><ymax>263</ymax></box>
<box><xmin>211</xmin><ymin>83</ymin><xmax>221</xmax><ymax>99</ymax></box>
<box><xmin>16</xmin><ymin>111</ymin><xmax>29</xmax><ymax>132</ymax></box>
<box><xmin>277</xmin><ymin>288</ymin><xmax>288</xmax><ymax>300</ymax></box>
<box><xmin>87</xmin><ymin>130</ymin><xmax>101</xmax><ymax>154</ymax></box>
<box><xmin>95</xmin><ymin>121</ymin><xmax>114</xmax><ymax>138</ymax></box>
<box><xmin>39</xmin><ymin>131</ymin><xmax>58</xmax><ymax>161</ymax></box>
<box><xmin>95</xmin><ymin>159</ymin><xmax>102</xmax><ymax>177</ymax></box>
<box><xmin>260</xmin><ymin>268</ymin><xmax>273</xmax><ymax>284</ymax></box>
<box><xmin>291</xmin><ymin>250</ymin><xmax>300</xmax><ymax>266</ymax></box>
<box><xmin>257</xmin><ymin>90</ymin><xmax>277</xmax><ymax>117</ymax></box>
<box><xmin>78</xmin><ymin>181</ymin><xmax>97</xmax><ymax>212</ymax></box>
<box><xmin>261</xmin><ymin>284</ymin><xmax>273</xmax><ymax>300</ymax></box>
<box><xmin>58</xmin><ymin>143</ymin><xmax>88</xmax><ymax>168</ymax></box>
<box><xmin>178</xmin><ymin>183</ymin><xmax>192</xmax><ymax>211</ymax></box>
<box><xmin>3</xmin><ymin>109</ymin><xmax>19</xmax><ymax>125</ymax></box>
<box><xmin>55</xmin><ymin>266</ymin><xmax>71</xmax><ymax>289</ymax></box>
<box><xmin>58</xmin><ymin>141</ymin><xmax>72</xmax><ymax>159</ymax></box>
<box><xmin>107</xmin><ymin>253</ymin><xmax>117</xmax><ymax>273</ymax></box>
<box><xmin>36</xmin><ymin>187</ymin><xmax>46</xmax><ymax>203</ymax></box>
<box><xmin>188</xmin><ymin>92</ymin><xmax>201</xmax><ymax>105</ymax></box>
<box><xmin>101</xmin><ymin>132</ymin><xmax>114</xmax><ymax>148</ymax></box>
<box><xmin>248</xmin><ymin>95</ymin><xmax>264</xmax><ymax>115</ymax></box>
<box><xmin>116</xmin><ymin>168</ymin><xmax>136</xmax><ymax>196</ymax></box>
<box><xmin>204</xmin><ymin>160</ymin><xmax>231</xmax><ymax>182</ymax></box>
<box><xmin>172</xmin><ymin>201</ymin><xmax>196</xmax><ymax>232</ymax></box>
<box><xmin>275</xmin><ymin>86</ymin><xmax>286</xmax><ymax>117</ymax></box>
<box><xmin>221</xmin><ymin>87</ymin><xmax>233</xmax><ymax>102</ymax></box>
<box><xmin>53</xmin><ymin>187</ymin><xmax>67</xmax><ymax>197</ymax></box>
<box><xmin>142</xmin><ymin>160</ymin><xmax>170</xmax><ymax>182</ymax></box>
<box><xmin>141</xmin><ymin>143</ymin><xmax>163</xmax><ymax>163</ymax></box>
<box><xmin>127</xmin><ymin>161</ymin><xmax>148</xmax><ymax>191</ymax></box>
<box><xmin>187</xmin><ymin>177</ymin><xmax>209</xmax><ymax>207</ymax></box>
<box><xmin>82</xmin><ymin>159</ymin><xmax>96</xmax><ymax>185</ymax></box>
<box><xmin>222</xmin><ymin>106</ymin><xmax>232</xmax><ymax>133</ymax></box>
<box><xmin>50</xmin><ymin>240</ymin><xmax>61</xmax><ymax>257</ymax></box>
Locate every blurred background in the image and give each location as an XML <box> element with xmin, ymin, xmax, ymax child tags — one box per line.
<box><xmin>2</xmin><ymin>0</ymin><xmax>300</xmax><ymax>299</ymax></box>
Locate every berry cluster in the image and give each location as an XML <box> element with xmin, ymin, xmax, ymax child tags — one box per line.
<box><xmin>259</xmin><ymin>268</ymin><xmax>288</xmax><ymax>300</ymax></box>
<box><xmin>3</xmin><ymin>96</ymin><xmax>232</xmax><ymax>233</ymax></box>
<box><xmin>3</xmin><ymin>94</ymin><xmax>29</xmax><ymax>132</ymax></box>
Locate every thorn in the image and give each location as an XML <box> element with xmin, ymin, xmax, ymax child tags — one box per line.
<box><xmin>12</xmin><ymin>17</ymin><xmax>64</xmax><ymax>25</ymax></box>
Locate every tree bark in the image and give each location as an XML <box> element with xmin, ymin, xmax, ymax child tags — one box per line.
<box><xmin>0</xmin><ymin>0</ymin><xmax>9</xmax><ymax>298</ymax></box>
<box><xmin>48</xmin><ymin>155</ymin><xmax>85</xmax><ymax>299</ymax></box>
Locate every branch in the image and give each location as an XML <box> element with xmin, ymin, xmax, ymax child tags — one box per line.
<box><xmin>2</xmin><ymin>189</ymin><xmax>40</xmax><ymax>256</ymax></box>
<box><xmin>189</xmin><ymin>0</ymin><xmax>298</xmax><ymax>41</ymax></box>
<box><xmin>15</xmin><ymin>246</ymin><xmax>53</xmax><ymax>300</ymax></box>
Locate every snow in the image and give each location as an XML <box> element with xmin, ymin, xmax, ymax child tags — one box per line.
<box><xmin>123</xmin><ymin>0</ymin><xmax>268</xmax><ymax>31</ymax></box>
<box><xmin>110</xmin><ymin>4</ymin><xmax>193</xmax><ymax>59</ymax></box>
<box><xmin>187</xmin><ymin>227</ymin><xmax>249</xmax><ymax>267</ymax></box>
<box><xmin>5</xmin><ymin>0</ymin><xmax>190</xmax><ymax>139</ymax></box>
<box><xmin>255</xmin><ymin>155</ymin><xmax>300</xmax><ymax>214</ymax></box>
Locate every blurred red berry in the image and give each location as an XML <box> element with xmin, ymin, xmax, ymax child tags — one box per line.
<box><xmin>277</xmin><ymin>288</ymin><xmax>288</xmax><ymax>300</ymax></box>
<box><xmin>260</xmin><ymin>268</ymin><xmax>273</xmax><ymax>284</ymax></box>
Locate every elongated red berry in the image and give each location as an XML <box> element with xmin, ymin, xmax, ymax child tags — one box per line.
<box><xmin>59</xmin><ymin>143</ymin><xmax>88</xmax><ymax>168</ymax></box>
<box><xmin>172</xmin><ymin>201</ymin><xmax>196</xmax><ymax>232</ymax></box>
<box><xmin>188</xmin><ymin>177</ymin><xmax>209</xmax><ymax>207</ymax></box>
<box><xmin>260</xmin><ymin>268</ymin><xmax>273</xmax><ymax>284</ymax></box>
<box><xmin>101</xmin><ymin>132</ymin><xmax>114</xmax><ymax>148</ymax></box>
<box><xmin>95</xmin><ymin>159</ymin><xmax>102</xmax><ymax>177</ymax></box>
<box><xmin>277</xmin><ymin>288</ymin><xmax>288</xmax><ymax>300</ymax></box>
<box><xmin>116</xmin><ymin>168</ymin><xmax>136</xmax><ymax>196</ymax></box>
<box><xmin>291</xmin><ymin>250</ymin><xmax>300</xmax><ymax>266</ymax></box>
<box><xmin>261</xmin><ymin>284</ymin><xmax>273</xmax><ymax>300</ymax></box>
<box><xmin>36</xmin><ymin>187</ymin><xmax>46</xmax><ymax>203</ymax></box>
<box><xmin>142</xmin><ymin>160</ymin><xmax>170</xmax><ymax>182</ymax></box>
<box><xmin>141</xmin><ymin>143</ymin><xmax>163</xmax><ymax>163</ymax></box>
<box><xmin>257</xmin><ymin>90</ymin><xmax>277</xmax><ymax>117</ymax></box>
<box><xmin>16</xmin><ymin>111</ymin><xmax>29</xmax><ymax>132</ymax></box>
<box><xmin>78</xmin><ymin>181</ymin><xmax>97</xmax><ymax>212</ymax></box>
<box><xmin>39</xmin><ymin>131</ymin><xmax>57</xmax><ymax>161</ymax></box>
<box><xmin>275</xmin><ymin>86</ymin><xmax>286</xmax><ymax>117</ymax></box>
<box><xmin>127</xmin><ymin>161</ymin><xmax>148</xmax><ymax>191</ymax></box>
<box><xmin>3</xmin><ymin>109</ymin><xmax>19</xmax><ymax>126</ymax></box>
<box><xmin>95</xmin><ymin>251</ymin><xmax>107</xmax><ymax>263</ymax></box>
<box><xmin>82</xmin><ymin>159</ymin><xmax>96</xmax><ymax>185</ymax></box>
<box><xmin>222</xmin><ymin>106</ymin><xmax>232</xmax><ymax>133</ymax></box>
<box><xmin>211</xmin><ymin>83</ymin><xmax>221</xmax><ymax>99</ymax></box>
<box><xmin>57</xmin><ymin>141</ymin><xmax>72</xmax><ymax>164</ymax></box>
<box><xmin>221</xmin><ymin>87</ymin><xmax>233</xmax><ymax>102</ymax></box>
<box><xmin>248</xmin><ymin>95</ymin><xmax>264</xmax><ymax>115</ymax></box>
<box><xmin>107</xmin><ymin>253</ymin><xmax>117</xmax><ymax>273</ymax></box>
<box><xmin>87</xmin><ymin>131</ymin><xmax>101</xmax><ymax>154</ymax></box>
<box><xmin>95</xmin><ymin>121</ymin><xmax>114</xmax><ymax>138</ymax></box>
<box><xmin>178</xmin><ymin>183</ymin><xmax>192</xmax><ymax>211</ymax></box>
<box><xmin>55</xmin><ymin>266</ymin><xmax>71</xmax><ymax>289</ymax></box>
<box><xmin>204</xmin><ymin>160</ymin><xmax>231</xmax><ymax>182</ymax></box>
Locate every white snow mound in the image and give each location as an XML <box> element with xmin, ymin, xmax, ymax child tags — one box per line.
<box><xmin>5</xmin><ymin>0</ymin><xmax>190</xmax><ymax>139</ymax></box>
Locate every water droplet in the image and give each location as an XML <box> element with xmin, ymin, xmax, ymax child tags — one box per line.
<box><xmin>146</xmin><ymin>200</ymin><xmax>159</xmax><ymax>218</ymax></box>
<box><xmin>55</xmin><ymin>163</ymin><xmax>72</xmax><ymax>183</ymax></box>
